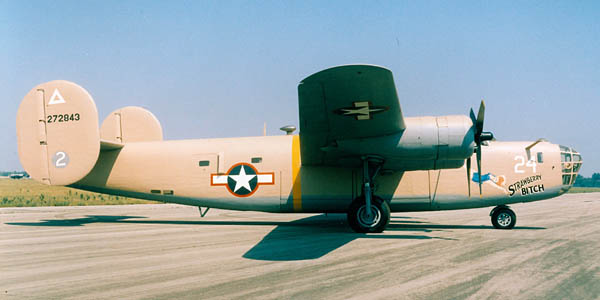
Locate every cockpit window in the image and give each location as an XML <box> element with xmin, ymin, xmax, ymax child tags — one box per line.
<box><xmin>537</xmin><ymin>152</ymin><xmax>544</xmax><ymax>163</ymax></box>
<box><xmin>560</xmin><ymin>145</ymin><xmax>570</xmax><ymax>152</ymax></box>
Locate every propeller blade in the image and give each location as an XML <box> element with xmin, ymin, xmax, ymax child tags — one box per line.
<box><xmin>469</xmin><ymin>108</ymin><xmax>477</xmax><ymax>126</ymax></box>
<box><xmin>466</xmin><ymin>157</ymin><xmax>471</xmax><ymax>198</ymax></box>
<box><xmin>477</xmin><ymin>146</ymin><xmax>482</xmax><ymax>197</ymax></box>
<box><xmin>476</xmin><ymin>100</ymin><xmax>485</xmax><ymax>137</ymax></box>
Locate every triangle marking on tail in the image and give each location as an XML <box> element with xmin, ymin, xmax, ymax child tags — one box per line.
<box><xmin>48</xmin><ymin>89</ymin><xmax>66</xmax><ymax>105</ymax></box>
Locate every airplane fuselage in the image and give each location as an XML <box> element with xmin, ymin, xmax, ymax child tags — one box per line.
<box><xmin>71</xmin><ymin>135</ymin><xmax>569</xmax><ymax>214</ymax></box>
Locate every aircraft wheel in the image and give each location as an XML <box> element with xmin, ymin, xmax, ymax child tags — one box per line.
<box><xmin>491</xmin><ymin>207</ymin><xmax>516</xmax><ymax>229</ymax></box>
<box><xmin>347</xmin><ymin>196</ymin><xmax>390</xmax><ymax>233</ymax></box>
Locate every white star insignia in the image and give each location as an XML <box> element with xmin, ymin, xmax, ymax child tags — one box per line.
<box><xmin>228</xmin><ymin>166</ymin><xmax>256</xmax><ymax>192</ymax></box>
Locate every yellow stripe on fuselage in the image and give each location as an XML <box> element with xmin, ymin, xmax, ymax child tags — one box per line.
<box><xmin>292</xmin><ymin>135</ymin><xmax>302</xmax><ymax>211</ymax></box>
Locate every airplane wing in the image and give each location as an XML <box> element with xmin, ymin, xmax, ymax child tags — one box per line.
<box><xmin>298</xmin><ymin>65</ymin><xmax>405</xmax><ymax>165</ymax></box>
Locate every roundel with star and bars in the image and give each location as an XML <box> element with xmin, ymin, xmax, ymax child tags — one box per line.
<box><xmin>210</xmin><ymin>163</ymin><xmax>275</xmax><ymax>197</ymax></box>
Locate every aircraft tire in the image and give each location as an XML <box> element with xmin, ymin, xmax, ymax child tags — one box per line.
<box><xmin>347</xmin><ymin>196</ymin><xmax>390</xmax><ymax>233</ymax></box>
<box><xmin>491</xmin><ymin>207</ymin><xmax>516</xmax><ymax>229</ymax></box>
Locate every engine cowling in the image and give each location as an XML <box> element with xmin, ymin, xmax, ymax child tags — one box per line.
<box><xmin>336</xmin><ymin>115</ymin><xmax>475</xmax><ymax>171</ymax></box>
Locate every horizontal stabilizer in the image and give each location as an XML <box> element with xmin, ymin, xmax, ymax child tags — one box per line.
<box><xmin>100</xmin><ymin>139</ymin><xmax>124</xmax><ymax>151</ymax></box>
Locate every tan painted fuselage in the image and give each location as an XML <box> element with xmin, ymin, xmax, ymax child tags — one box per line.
<box><xmin>70</xmin><ymin>135</ymin><xmax>567</xmax><ymax>213</ymax></box>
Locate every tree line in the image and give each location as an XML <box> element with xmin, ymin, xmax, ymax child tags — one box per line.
<box><xmin>574</xmin><ymin>174</ymin><xmax>600</xmax><ymax>187</ymax></box>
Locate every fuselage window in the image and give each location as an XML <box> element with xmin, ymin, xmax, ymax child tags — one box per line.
<box><xmin>199</xmin><ymin>160</ymin><xmax>210</xmax><ymax>167</ymax></box>
<box><xmin>251</xmin><ymin>157</ymin><xmax>262</xmax><ymax>163</ymax></box>
<box><xmin>536</xmin><ymin>152</ymin><xmax>544</xmax><ymax>163</ymax></box>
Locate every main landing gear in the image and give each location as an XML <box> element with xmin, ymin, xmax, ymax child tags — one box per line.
<box><xmin>347</xmin><ymin>156</ymin><xmax>390</xmax><ymax>233</ymax></box>
<box><xmin>490</xmin><ymin>205</ymin><xmax>516</xmax><ymax>229</ymax></box>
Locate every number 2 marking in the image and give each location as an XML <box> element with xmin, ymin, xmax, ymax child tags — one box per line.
<box><xmin>55</xmin><ymin>152</ymin><xmax>67</xmax><ymax>167</ymax></box>
<box><xmin>52</xmin><ymin>151</ymin><xmax>69</xmax><ymax>168</ymax></box>
<box><xmin>514</xmin><ymin>155</ymin><xmax>536</xmax><ymax>173</ymax></box>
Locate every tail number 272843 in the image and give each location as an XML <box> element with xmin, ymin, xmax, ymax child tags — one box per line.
<box><xmin>47</xmin><ymin>113</ymin><xmax>80</xmax><ymax>124</ymax></box>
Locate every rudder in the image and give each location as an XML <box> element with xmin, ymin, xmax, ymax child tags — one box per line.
<box><xmin>16</xmin><ymin>80</ymin><xmax>100</xmax><ymax>185</ymax></box>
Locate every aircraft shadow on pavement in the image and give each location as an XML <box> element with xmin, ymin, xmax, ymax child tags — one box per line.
<box><xmin>241</xmin><ymin>214</ymin><xmax>453</xmax><ymax>261</ymax></box>
<box><xmin>6</xmin><ymin>214</ymin><xmax>449</xmax><ymax>260</ymax></box>
<box><xmin>6</xmin><ymin>214</ymin><xmax>545</xmax><ymax>261</ymax></box>
<box><xmin>242</xmin><ymin>216</ymin><xmax>545</xmax><ymax>261</ymax></box>
<box><xmin>5</xmin><ymin>215</ymin><xmax>147</xmax><ymax>226</ymax></box>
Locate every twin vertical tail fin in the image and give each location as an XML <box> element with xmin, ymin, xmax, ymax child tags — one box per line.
<box><xmin>16</xmin><ymin>81</ymin><xmax>101</xmax><ymax>186</ymax></box>
<box><xmin>16</xmin><ymin>80</ymin><xmax>163</xmax><ymax>186</ymax></box>
<box><xmin>100</xmin><ymin>106</ymin><xmax>163</xmax><ymax>144</ymax></box>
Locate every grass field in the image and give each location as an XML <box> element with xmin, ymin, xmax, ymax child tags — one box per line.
<box><xmin>0</xmin><ymin>179</ymin><xmax>156</xmax><ymax>207</ymax></box>
<box><xmin>568</xmin><ymin>187</ymin><xmax>600</xmax><ymax>193</ymax></box>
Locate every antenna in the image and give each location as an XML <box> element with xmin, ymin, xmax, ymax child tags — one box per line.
<box><xmin>279</xmin><ymin>125</ymin><xmax>296</xmax><ymax>135</ymax></box>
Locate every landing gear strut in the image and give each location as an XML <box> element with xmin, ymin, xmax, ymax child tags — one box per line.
<box><xmin>347</xmin><ymin>156</ymin><xmax>390</xmax><ymax>233</ymax></box>
<box><xmin>490</xmin><ymin>205</ymin><xmax>516</xmax><ymax>229</ymax></box>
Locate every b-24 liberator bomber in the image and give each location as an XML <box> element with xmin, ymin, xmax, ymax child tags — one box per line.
<box><xmin>16</xmin><ymin>65</ymin><xmax>582</xmax><ymax>232</ymax></box>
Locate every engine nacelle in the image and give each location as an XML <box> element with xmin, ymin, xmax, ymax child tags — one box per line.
<box><xmin>336</xmin><ymin>115</ymin><xmax>475</xmax><ymax>171</ymax></box>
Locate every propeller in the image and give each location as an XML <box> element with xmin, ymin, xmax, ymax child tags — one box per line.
<box><xmin>468</xmin><ymin>100</ymin><xmax>494</xmax><ymax>197</ymax></box>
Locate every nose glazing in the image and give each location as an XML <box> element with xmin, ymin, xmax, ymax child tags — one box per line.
<box><xmin>559</xmin><ymin>145</ymin><xmax>582</xmax><ymax>186</ymax></box>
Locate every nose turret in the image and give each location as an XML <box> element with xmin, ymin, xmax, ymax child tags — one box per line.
<box><xmin>559</xmin><ymin>145</ymin><xmax>583</xmax><ymax>191</ymax></box>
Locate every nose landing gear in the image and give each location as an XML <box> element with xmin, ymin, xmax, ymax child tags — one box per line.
<box><xmin>490</xmin><ymin>205</ymin><xmax>516</xmax><ymax>229</ymax></box>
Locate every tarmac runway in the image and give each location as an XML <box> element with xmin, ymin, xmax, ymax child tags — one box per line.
<box><xmin>1</xmin><ymin>193</ymin><xmax>599</xmax><ymax>299</ymax></box>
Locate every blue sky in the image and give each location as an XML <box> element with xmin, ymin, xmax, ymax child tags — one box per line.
<box><xmin>1</xmin><ymin>1</ymin><xmax>598</xmax><ymax>176</ymax></box>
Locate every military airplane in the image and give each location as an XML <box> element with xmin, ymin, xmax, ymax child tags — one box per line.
<box><xmin>16</xmin><ymin>65</ymin><xmax>582</xmax><ymax>233</ymax></box>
